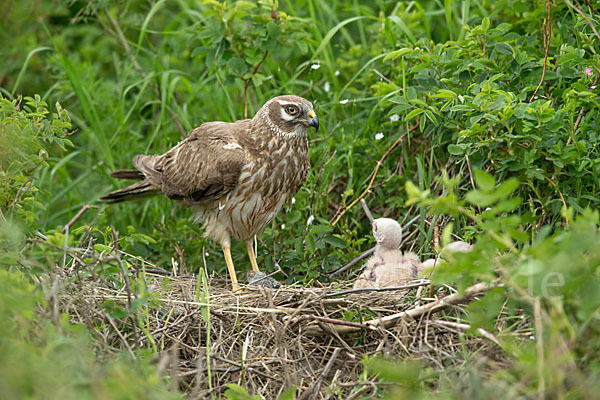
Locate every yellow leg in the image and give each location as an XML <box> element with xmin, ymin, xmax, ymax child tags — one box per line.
<box><xmin>222</xmin><ymin>247</ymin><xmax>240</xmax><ymax>291</ymax></box>
<box><xmin>245</xmin><ymin>240</ymin><xmax>260</xmax><ymax>272</ymax></box>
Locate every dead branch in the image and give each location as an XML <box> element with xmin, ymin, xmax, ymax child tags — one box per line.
<box><xmin>305</xmin><ymin>281</ymin><xmax>496</xmax><ymax>335</ymax></box>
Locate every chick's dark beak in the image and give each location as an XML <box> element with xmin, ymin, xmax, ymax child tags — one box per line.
<box><xmin>308</xmin><ymin>109</ymin><xmax>319</xmax><ymax>132</ymax></box>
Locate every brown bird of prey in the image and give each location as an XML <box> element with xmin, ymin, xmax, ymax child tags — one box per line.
<box><xmin>99</xmin><ymin>95</ymin><xmax>319</xmax><ymax>291</ymax></box>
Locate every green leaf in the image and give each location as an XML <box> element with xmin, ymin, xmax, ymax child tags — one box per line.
<box><xmin>448</xmin><ymin>144</ymin><xmax>466</xmax><ymax>155</ymax></box>
<box><xmin>310</xmin><ymin>225</ymin><xmax>333</xmax><ymax>235</ymax></box>
<box><xmin>495</xmin><ymin>42</ymin><xmax>513</xmax><ymax>56</ymax></box>
<box><xmin>481</xmin><ymin>17</ymin><xmax>490</xmax><ymax>32</ymax></box>
<box><xmin>495</xmin><ymin>177</ymin><xmax>520</xmax><ymax>198</ymax></box>
<box><xmin>465</xmin><ymin>190</ymin><xmax>497</xmax><ymax>207</ymax></box>
<box><xmin>405</xmin><ymin>181</ymin><xmax>429</xmax><ymax>205</ymax></box>
<box><xmin>404</xmin><ymin>108</ymin><xmax>424</xmax><ymax>121</ymax></box>
<box><xmin>388</xmin><ymin>15</ymin><xmax>417</xmax><ymax>44</ymax></box>
<box><xmin>432</xmin><ymin>89</ymin><xmax>458</xmax><ymax>99</ymax></box>
<box><xmin>322</xmin><ymin>235</ymin><xmax>346</xmax><ymax>248</ymax></box>
<box><xmin>224</xmin><ymin>384</ymin><xmax>261</xmax><ymax>400</ymax></box>
<box><xmin>267</xmin><ymin>21</ymin><xmax>281</xmax><ymax>39</ymax></box>
<box><xmin>441</xmin><ymin>222</ymin><xmax>454</xmax><ymax>247</ymax></box>
<box><xmin>99</xmin><ymin>300</ymin><xmax>128</xmax><ymax>319</ymax></box>
<box><xmin>305</xmin><ymin>234</ymin><xmax>315</xmax><ymax>253</ymax></box>
<box><xmin>473</xmin><ymin>169</ymin><xmax>496</xmax><ymax>191</ymax></box>
<box><xmin>383</xmin><ymin>48</ymin><xmax>412</xmax><ymax>62</ymax></box>
<box><xmin>294</xmin><ymin>237</ymin><xmax>303</xmax><ymax>256</ymax></box>
<box><xmin>226</xmin><ymin>56</ymin><xmax>249</xmax><ymax>76</ymax></box>
<box><xmin>277</xmin><ymin>387</ymin><xmax>297</xmax><ymax>400</ymax></box>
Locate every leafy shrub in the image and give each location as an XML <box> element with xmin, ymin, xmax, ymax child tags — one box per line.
<box><xmin>0</xmin><ymin>269</ymin><xmax>181</xmax><ymax>399</ymax></box>
<box><xmin>0</xmin><ymin>95</ymin><xmax>72</xmax><ymax>226</ymax></box>
<box><xmin>0</xmin><ymin>95</ymin><xmax>72</xmax><ymax>266</ymax></box>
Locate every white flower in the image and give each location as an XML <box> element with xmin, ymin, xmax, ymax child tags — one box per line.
<box><xmin>291</xmin><ymin>197</ymin><xmax>296</xmax><ymax>204</ymax></box>
<box><xmin>307</xmin><ymin>215</ymin><xmax>315</xmax><ymax>225</ymax></box>
<box><xmin>389</xmin><ymin>114</ymin><xmax>399</xmax><ymax>122</ymax></box>
<box><xmin>324</xmin><ymin>82</ymin><xmax>331</xmax><ymax>93</ymax></box>
<box><xmin>334</xmin><ymin>70</ymin><xmax>340</xmax><ymax>76</ymax></box>
<box><xmin>281</xmin><ymin>224</ymin><xmax>286</xmax><ymax>230</ymax></box>
<box><xmin>205</xmin><ymin>252</ymin><xmax>210</xmax><ymax>257</ymax></box>
<box><xmin>375</xmin><ymin>132</ymin><xmax>384</xmax><ymax>140</ymax></box>
<box><xmin>339</xmin><ymin>99</ymin><xmax>349</xmax><ymax>104</ymax></box>
<box><xmin>311</xmin><ymin>63</ymin><xmax>320</xmax><ymax>70</ymax></box>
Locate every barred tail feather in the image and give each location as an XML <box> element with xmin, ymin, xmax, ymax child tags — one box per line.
<box><xmin>110</xmin><ymin>169</ymin><xmax>145</xmax><ymax>180</ymax></box>
<box><xmin>99</xmin><ymin>181</ymin><xmax>159</xmax><ymax>203</ymax></box>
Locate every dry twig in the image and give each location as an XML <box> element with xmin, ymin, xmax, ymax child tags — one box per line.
<box><xmin>529</xmin><ymin>0</ymin><xmax>552</xmax><ymax>102</ymax></box>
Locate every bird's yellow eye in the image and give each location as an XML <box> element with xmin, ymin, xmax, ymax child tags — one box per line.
<box><xmin>285</xmin><ymin>105</ymin><xmax>298</xmax><ymax>115</ymax></box>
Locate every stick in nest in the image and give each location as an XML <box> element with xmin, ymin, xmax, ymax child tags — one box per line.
<box><xmin>303</xmin><ymin>281</ymin><xmax>496</xmax><ymax>335</ymax></box>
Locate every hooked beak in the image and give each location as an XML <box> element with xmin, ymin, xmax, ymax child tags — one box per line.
<box><xmin>308</xmin><ymin>109</ymin><xmax>319</xmax><ymax>132</ymax></box>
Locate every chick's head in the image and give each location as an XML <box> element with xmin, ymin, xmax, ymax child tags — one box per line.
<box><xmin>372</xmin><ymin>218</ymin><xmax>402</xmax><ymax>249</ymax></box>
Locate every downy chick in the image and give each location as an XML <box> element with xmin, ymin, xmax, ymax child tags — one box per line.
<box><xmin>354</xmin><ymin>218</ymin><xmax>419</xmax><ymax>289</ymax></box>
<box><xmin>418</xmin><ymin>241</ymin><xmax>473</xmax><ymax>277</ymax></box>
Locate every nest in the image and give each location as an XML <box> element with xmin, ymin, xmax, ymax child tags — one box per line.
<box><xmin>56</xmin><ymin>260</ymin><xmax>509</xmax><ymax>399</ymax></box>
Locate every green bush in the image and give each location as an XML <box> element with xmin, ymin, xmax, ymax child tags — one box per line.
<box><xmin>0</xmin><ymin>270</ymin><xmax>181</xmax><ymax>400</ymax></box>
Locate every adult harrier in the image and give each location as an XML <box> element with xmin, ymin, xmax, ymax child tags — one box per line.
<box><xmin>100</xmin><ymin>95</ymin><xmax>319</xmax><ymax>291</ymax></box>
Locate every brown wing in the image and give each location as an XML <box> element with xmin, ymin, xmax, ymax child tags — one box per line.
<box><xmin>135</xmin><ymin>121</ymin><xmax>248</xmax><ymax>205</ymax></box>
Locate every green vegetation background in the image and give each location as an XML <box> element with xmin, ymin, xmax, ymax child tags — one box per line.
<box><xmin>1</xmin><ymin>0</ymin><xmax>600</xmax><ymax>398</ymax></box>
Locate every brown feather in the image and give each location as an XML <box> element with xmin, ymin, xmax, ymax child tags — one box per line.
<box><xmin>141</xmin><ymin>121</ymin><xmax>247</xmax><ymax>205</ymax></box>
<box><xmin>110</xmin><ymin>169</ymin><xmax>145</xmax><ymax>180</ymax></box>
<box><xmin>98</xmin><ymin>181</ymin><xmax>159</xmax><ymax>203</ymax></box>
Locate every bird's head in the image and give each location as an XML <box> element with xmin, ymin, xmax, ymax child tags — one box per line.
<box><xmin>372</xmin><ymin>218</ymin><xmax>402</xmax><ymax>249</ymax></box>
<box><xmin>260</xmin><ymin>95</ymin><xmax>319</xmax><ymax>137</ymax></box>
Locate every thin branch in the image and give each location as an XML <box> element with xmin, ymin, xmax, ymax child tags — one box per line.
<box><xmin>104</xmin><ymin>311</ymin><xmax>137</xmax><ymax>358</ymax></box>
<box><xmin>567</xmin><ymin>73</ymin><xmax>600</xmax><ymax>145</ymax></box>
<box><xmin>297</xmin><ymin>347</ymin><xmax>341</xmax><ymax>400</ymax></box>
<box><xmin>360</xmin><ymin>199</ymin><xmax>374</xmax><ymax>223</ymax></box>
<box><xmin>243</xmin><ymin>51</ymin><xmax>269</xmax><ymax>119</ymax></box>
<box><xmin>565</xmin><ymin>0</ymin><xmax>600</xmax><ymax>42</ymax></box>
<box><xmin>306</xmin><ymin>315</ymin><xmax>376</xmax><ymax>331</ymax></box>
<box><xmin>305</xmin><ymin>281</ymin><xmax>496</xmax><ymax>335</ymax></box>
<box><xmin>534</xmin><ymin>297</ymin><xmax>545</xmax><ymax>399</ymax></box>
<box><xmin>327</xmin><ymin>248</ymin><xmax>375</xmax><ymax>277</ymax></box>
<box><xmin>433</xmin><ymin>320</ymin><xmax>501</xmax><ymax>346</ymax></box>
<box><xmin>584</xmin><ymin>0</ymin><xmax>599</xmax><ymax>15</ymax></box>
<box><xmin>529</xmin><ymin>0</ymin><xmax>552</xmax><ymax>102</ymax></box>
<box><xmin>110</xmin><ymin>230</ymin><xmax>139</xmax><ymax>349</ymax></box>
<box><xmin>324</xmin><ymin>281</ymin><xmax>430</xmax><ymax>297</ymax></box>
<box><xmin>61</xmin><ymin>205</ymin><xmax>99</xmax><ymax>233</ymax></box>
<box><xmin>332</xmin><ymin>124</ymin><xmax>417</xmax><ymax>225</ymax></box>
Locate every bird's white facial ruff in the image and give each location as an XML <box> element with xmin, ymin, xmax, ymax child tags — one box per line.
<box><xmin>262</xmin><ymin>109</ymin><xmax>309</xmax><ymax>139</ymax></box>
<box><xmin>263</xmin><ymin>99</ymin><xmax>311</xmax><ymax>139</ymax></box>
